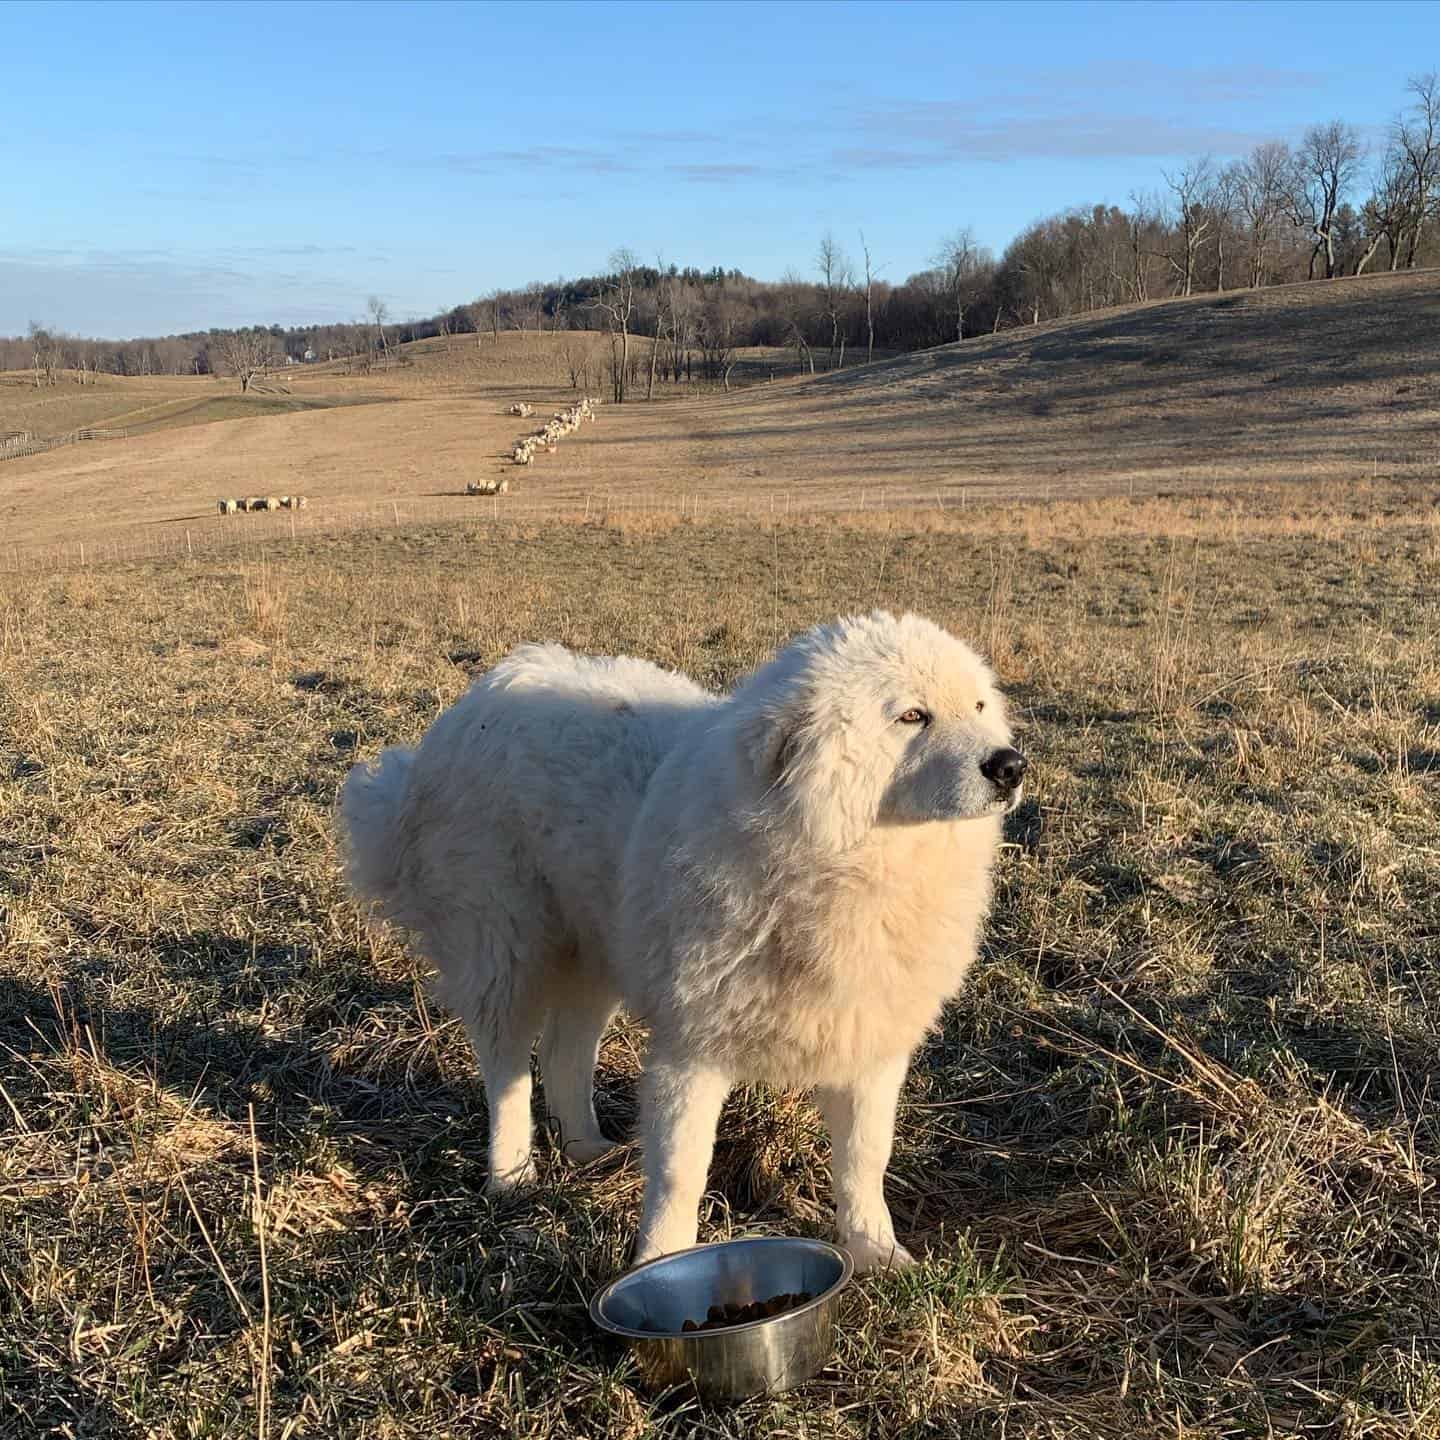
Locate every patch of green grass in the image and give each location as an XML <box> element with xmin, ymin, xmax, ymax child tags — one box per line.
<box><xmin>1</xmin><ymin>505</ymin><xmax>1438</xmax><ymax>1436</ymax></box>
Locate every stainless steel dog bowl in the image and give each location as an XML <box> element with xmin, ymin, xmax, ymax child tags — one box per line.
<box><xmin>589</xmin><ymin>1237</ymin><xmax>853</xmax><ymax>1398</ymax></box>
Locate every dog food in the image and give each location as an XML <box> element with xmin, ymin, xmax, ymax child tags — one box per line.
<box><xmin>680</xmin><ymin>1291</ymin><xmax>814</xmax><ymax>1332</ymax></box>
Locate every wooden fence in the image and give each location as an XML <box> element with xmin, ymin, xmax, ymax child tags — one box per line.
<box><xmin>0</xmin><ymin>427</ymin><xmax>129</xmax><ymax>462</ymax></box>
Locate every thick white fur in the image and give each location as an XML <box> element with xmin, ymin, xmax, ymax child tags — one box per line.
<box><xmin>339</xmin><ymin>612</ymin><xmax>1019</xmax><ymax>1272</ymax></box>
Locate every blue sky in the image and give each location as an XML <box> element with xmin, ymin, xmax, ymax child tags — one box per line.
<box><xmin>4</xmin><ymin>0</ymin><xmax>1434</xmax><ymax>338</ymax></box>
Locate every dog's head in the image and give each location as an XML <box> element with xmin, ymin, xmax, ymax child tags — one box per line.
<box><xmin>736</xmin><ymin>610</ymin><xmax>1024</xmax><ymax>854</ymax></box>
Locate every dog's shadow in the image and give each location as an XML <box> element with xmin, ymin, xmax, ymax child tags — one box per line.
<box><xmin>3</xmin><ymin>937</ymin><xmax>663</xmax><ymax>1234</ymax></box>
<box><xmin>5</xmin><ymin>924</ymin><xmax>1116</xmax><ymax>1263</ymax></box>
<box><xmin>1</xmin><ymin>935</ymin><xmax>489</xmax><ymax>1184</ymax></box>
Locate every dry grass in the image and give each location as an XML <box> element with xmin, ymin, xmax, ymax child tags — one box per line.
<box><xmin>3</xmin><ymin>481</ymin><xmax>1439</xmax><ymax>1437</ymax></box>
<box><xmin>0</xmin><ymin>369</ymin><xmax>215</xmax><ymax>438</ymax></box>
<box><xmin>5</xmin><ymin>271</ymin><xmax>1439</xmax><ymax>563</ymax></box>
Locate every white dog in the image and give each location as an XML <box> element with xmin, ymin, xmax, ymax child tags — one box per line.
<box><xmin>339</xmin><ymin>611</ymin><xmax>1025</xmax><ymax>1272</ymax></box>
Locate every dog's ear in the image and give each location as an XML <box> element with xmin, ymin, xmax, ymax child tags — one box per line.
<box><xmin>738</xmin><ymin>697</ymin><xmax>804</xmax><ymax>791</ymax></box>
<box><xmin>739</xmin><ymin>699</ymin><xmax>879</xmax><ymax>854</ymax></box>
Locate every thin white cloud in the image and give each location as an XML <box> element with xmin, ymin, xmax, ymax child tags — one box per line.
<box><xmin>838</xmin><ymin>59</ymin><xmax>1329</xmax><ymax>166</ymax></box>
<box><xmin>0</xmin><ymin>247</ymin><xmax>428</xmax><ymax>338</ymax></box>
<box><xmin>666</xmin><ymin>162</ymin><xmax>788</xmax><ymax>183</ymax></box>
<box><xmin>835</xmin><ymin>109</ymin><xmax>1270</xmax><ymax>164</ymax></box>
<box><xmin>435</xmin><ymin>145</ymin><xmax>639</xmax><ymax>176</ymax></box>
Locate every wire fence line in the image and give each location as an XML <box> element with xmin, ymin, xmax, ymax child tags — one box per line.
<box><xmin>2</xmin><ymin>463</ymin><xmax>1413</xmax><ymax>578</ymax></box>
<box><xmin>0</xmin><ymin>481</ymin><xmax>1100</xmax><ymax>576</ymax></box>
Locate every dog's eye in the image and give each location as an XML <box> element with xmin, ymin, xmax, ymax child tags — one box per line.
<box><xmin>898</xmin><ymin>708</ymin><xmax>929</xmax><ymax>725</ymax></box>
<box><xmin>975</xmin><ymin>701</ymin><xmax>985</xmax><ymax>714</ymax></box>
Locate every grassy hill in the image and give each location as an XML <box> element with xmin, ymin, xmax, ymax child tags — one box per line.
<box><xmin>2</xmin><ymin>270</ymin><xmax>1437</xmax><ymax>558</ymax></box>
<box><xmin>657</xmin><ymin>267</ymin><xmax>1440</xmax><ymax>502</ymax></box>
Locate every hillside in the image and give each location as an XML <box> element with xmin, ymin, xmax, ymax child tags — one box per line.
<box><xmin>2</xmin><ymin>270</ymin><xmax>1437</xmax><ymax>557</ymax></box>
<box><xmin>644</xmin><ymin>267</ymin><xmax>1440</xmax><ymax>503</ymax></box>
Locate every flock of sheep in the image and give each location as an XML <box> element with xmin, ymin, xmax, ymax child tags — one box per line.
<box><xmin>217</xmin><ymin>495</ymin><xmax>308</xmax><ymax>515</ymax></box>
<box><xmin>212</xmin><ymin>396</ymin><xmax>600</xmax><ymax>517</ymax></box>
<box><xmin>509</xmin><ymin>396</ymin><xmax>599</xmax><ymax>467</ymax></box>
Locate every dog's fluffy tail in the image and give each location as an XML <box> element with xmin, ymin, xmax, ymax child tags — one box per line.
<box><xmin>338</xmin><ymin>746</ymin><xmax>416</xmax><ymax>919</ymax></box>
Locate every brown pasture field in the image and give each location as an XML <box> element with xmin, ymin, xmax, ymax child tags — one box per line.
<box><xmin>2</xmin><ymin>269</ymin><xmax>1437</xmax><ymax>563</ymax></box>
<box><xmin>2</xmin><ymin>274</ymin><xmax>1439</xmax><ymax>1437</ymax></box>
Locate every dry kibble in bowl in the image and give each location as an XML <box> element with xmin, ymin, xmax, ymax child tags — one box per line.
<box><xmin>679</xmin><ymin>1291</ymin><xmax>814</xmax><ymax>1332</ymax></box>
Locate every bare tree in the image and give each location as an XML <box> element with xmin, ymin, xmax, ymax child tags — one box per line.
<box><xmin>857</xmin><ymin>231</ymin><xmax>883</xmax><ymax>364</ymax></box>
<box><xmin>1394</xmin><ymin>72</ymin><xmax>1440</xmax><ymax>268</ymax></box>
<box><xmin>462</xmin><ymin>298</ymin><xmax>485</xmax><ymax>348</ymax></box>
<box><xmin>590</xmin><ymin>248</ymin><xmax>639</xmax><ymax>403</ymax></box>
<box><xmin>1212</xmin><ymin>164</ymin><xmax>1240</xmax><ymax>292</ymax></box>
<box><xmin>1289</xmin><ymin>122</ymin><xmax>1363</xmax><ymax>280</ymax></box>
<box><xmin>1162</xmin><ymin>157</ymin><xmax>1214</xmax><ymax>297</ymax></box>
<box><xmin>26</xmin><ymin>323</ymin><xmax>63</xmax><ymax>387</ymax></box>
<box><xmin>366</xmin><ymin>295</ymin><xmax>391</xmax><ymax>367</ymax></box>
<box><xmin>1123</xmin><ymin>193</ymin><xmax>1161</xmax><ymax>302</ymax></box>
<box><xmin>668</xmin><ymin>280</ymin><xmax>697</xmax><ymax>383</ymax></box>
<box><xmin>520</xmin><ymin>282</ymin><xmax>547</xmax><ymax>334</ymax></box>
<box><xmin>1236</xmin><ymin>141</ymin><xmax>1291</xmax><ymax>288</ymax></box>
<box><xmin>75</xmin><ymin>335</ymin><xmax>103</xmax><ymax>386</ymax></box>
<box><xmin>816</xmin><ymin>232</ymin><xmax>853</xmax><ymax>369</ymax></box>
<box><xmin>647</xmin><ymin>258</ymin><xmax>673</xmax><ymax>401</ymax></box>
<box><xmin>558</xmin><ymin>333</ymin><xmax>595</xmax><ymax>390</ymax></box>
<box><xmin>217</xmin><ymin>329</ymin><xmax>273</xmax><ymax>393</ymax></box>
<box><xmin>935</xmin><ymin>227</ymin><xmax>987</xmax><ymax>340</ymax></box>
<box><xmin>698</xmin><ymin>294</ymin><xmax>740</xmax><ymax>391</ymax></box>
<box><xmin>936</xmin><ymin>228</ymin><xmax>973</xmax><ymax>339</ymax></box>
<box><xmin>779</xmin><ymin>271</ymin><xmax>817</xmax><ymax>374</ymax></box>
<box><xmin>1358</xmin><ymin>146</ymin><xmax>1413</xmax><ymax>274</ymax></box>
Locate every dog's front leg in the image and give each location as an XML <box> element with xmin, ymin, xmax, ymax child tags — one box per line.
<box><xmin>633</xmin><ymin>1057</ymin><xmax>730</xmax><ymax>1264</ymax></box>
<box><xmin>818</xmin><ymin>1052</ymin><xmax>917</xmax><ymax>1272</ymax></box>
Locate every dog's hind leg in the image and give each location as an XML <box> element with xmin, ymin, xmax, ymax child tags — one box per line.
<box><xmin>431</xmin><ymin>916</ymin><xmax>546</xmax><ymax>1195</ymax></box>
<box><xmin>538</xmin><ymin>961</ymin><xmax>620</xmax><ymax>1165</ymax></box>
<box><xmin>473</xmin><ymin>1015</ymin><xmax>543</xmax><ymax>1194</ymax></box>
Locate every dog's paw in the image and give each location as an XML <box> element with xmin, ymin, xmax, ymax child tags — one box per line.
<box><xmin>632</xmin><ymin>1224</ymin><xmax>699</xmax><ymax>1268</ymax></box>
<box><xmin>562</xmin><ymin>1138</ymin><xmax>622</xmax><ymax>1166</ymax></box>
<box><xmin>841</xmin><ymin>1233</ymin><xmax>917</xmax><ymax>1274</ymax></box>
<box><xmin>485</xmin><ymin>1160</ymin><xmax>538</xmax><ymax>1197</ymax></box>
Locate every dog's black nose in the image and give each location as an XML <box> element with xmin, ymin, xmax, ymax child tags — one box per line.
<box><xmin>980</xmin><ymin>747</ymin><xmax>1027</xmax><ymax>791</ymax></box>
